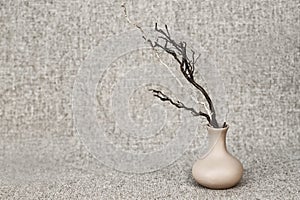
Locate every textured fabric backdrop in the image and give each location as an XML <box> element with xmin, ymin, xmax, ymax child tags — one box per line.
<box><xmin>0</xmin><ymin>0</ymin><xmax>299</xmax><ymax>199</ymax></box>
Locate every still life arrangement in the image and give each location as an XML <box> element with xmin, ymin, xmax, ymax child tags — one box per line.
<box><xmin>122</xmin><ymin>3</ymin><xmax>243</xmax><ymax>189</ymax></box>
<box><xmin>147</xmin><ymin>24</ymin><xmax>243</xmax><ymax>189</ymax></box>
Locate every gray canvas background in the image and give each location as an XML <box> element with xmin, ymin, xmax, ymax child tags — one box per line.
<box><xmin>0</xmin><ymin>0</ymin><xmax>299</xmax><ymax>199</ymax></box>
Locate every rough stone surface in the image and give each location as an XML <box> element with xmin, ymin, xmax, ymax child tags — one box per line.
<box><xmin>0</xmin><ymin>0</ymin><xmax>299</xmax><ymax>199</ymax></box>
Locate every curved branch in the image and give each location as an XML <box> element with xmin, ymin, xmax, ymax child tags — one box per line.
<box><xmin>149</xmin><ymin>23</ymin><xmax>220</xmax><ymax>127</ymax></box>
<box><xmin>149</xmin><ymin>89</ymin><xmax>211</xmax><ymax>123</ymax></box>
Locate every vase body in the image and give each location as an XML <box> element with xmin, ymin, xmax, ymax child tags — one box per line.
<box><xmin>192</xmin><ymin>125</ymin><xmax>243</xmax><ymax>189</ymax></box>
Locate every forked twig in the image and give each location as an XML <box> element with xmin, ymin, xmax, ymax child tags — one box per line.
<box><xmin>121</xmin><ymin>3</ymin><xmax>223</xmax><ymax>127</ymax></box>
<box><xmin>149</xmin><ymin>23</ymin><xmax>219</xmax><ymax>127</ymax></box>
<box><xmin>149</xmin><ymin>89</ymin><xmax>211</xmax><ymax>123</ymax></box>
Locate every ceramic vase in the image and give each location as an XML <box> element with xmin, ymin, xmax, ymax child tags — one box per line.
<box><xmin>192</xmin><ymin>125</ymin><xmax>243</xmax><ymax>189</ymax></box>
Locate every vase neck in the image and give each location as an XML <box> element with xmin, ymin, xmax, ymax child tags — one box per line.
<box><xmin>207</xmin><ymin>125</ymin><xmax>228</xmax><ymax>153</ymax></box>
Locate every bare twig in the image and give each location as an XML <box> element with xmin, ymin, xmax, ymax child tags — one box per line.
<box><xmin>121</xmin><ymin>2</ymin><xmax>223</xmax><ymax>127</ymax></box>
<box><xmin>149</xmin><ymin>89</ymin><xmax>211</xmax><ymax>123</ymax></box>
<box><xmin>149</xmin><ymin>23</ymin><xmax>220</xmax><ymax>127</ymax></box>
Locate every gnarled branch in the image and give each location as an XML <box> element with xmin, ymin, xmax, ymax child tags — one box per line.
<box><xmin>121</xmin><ymin>3</ymin><xmax>222</xmax><ymax>127</ymax></box>
<box><xmin>149</xmin><ymin>89</ymin><xmax>211</xmax><ymax>123</ymax></box>
<box><xmin>148</xmin><ymin>23</ymin><xmax>220</xmax><ymax>127</ymax></box>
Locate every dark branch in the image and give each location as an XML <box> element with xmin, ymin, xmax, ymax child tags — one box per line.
<box><xmin>148</xmin><ymin>23</ymin><xmax>220</xmax><ymax>127</ymax></box>
<box><xmin>149</xmin><ymin>89</ymin><xmax>211</xmax><ymax>123</ymax></box>
<box><xmin>222</xmin><ymin>122</ymin><xmax>227</xmax><ymax>128</ymax></box>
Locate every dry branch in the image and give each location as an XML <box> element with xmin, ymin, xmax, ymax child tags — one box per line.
<box><xmin>149</xmin><ymin>89</ymin><xmax>211</xmax><ymax>123</ymax></box>
<box><xmin>148</xmin><ymin>23</ymin><xmax>220</xmax><ymax>127</ymax></box>
<box><xmin>121</xmin><ymin>3</ymin><xmax>223</xmax><ymax>128</ymax></box>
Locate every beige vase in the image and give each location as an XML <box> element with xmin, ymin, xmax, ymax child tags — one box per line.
<box><xmin>192</xmin><ymin>125</ymin><xmax>243</xmax><ymax>189</ymax></box>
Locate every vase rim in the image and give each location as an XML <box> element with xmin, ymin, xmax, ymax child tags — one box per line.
<box><xmin>206</xmin><ymin>124</ymin><xmax>229</xmax><ymax>131</ymax></box>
